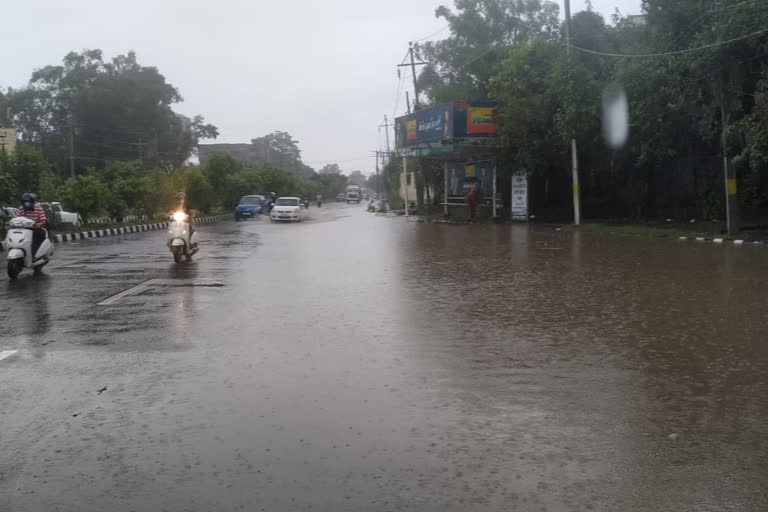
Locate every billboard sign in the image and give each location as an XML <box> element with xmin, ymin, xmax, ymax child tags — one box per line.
<box><xmin>395</xmin><ymin>103</ymin><xmax>453</xmax><ymax>148</ymax></box>
<box><xmin>467</xmin><ymin>106</ymin><xmax>498</xmax><ymax>134</ymax></box>
<box><xmin>395</xmin><ymin>101</ymin><xmax>500</xmax><ymax>149</ymax></box>
<box><xmin>446</xmin><ymin>160</ymin><xmax>494</xmax><ymax>198</ymax></box>
<box><xmin>453</xmin><ymin>101</ymin><xmax>499</xmax><ymax>138</ymax></box>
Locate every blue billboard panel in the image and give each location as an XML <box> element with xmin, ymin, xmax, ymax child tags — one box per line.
<box><xmin>395</xmin><ymin>103</ymin><xmax>453</xmax><ymax>148</ymax></box>
<box><xmin>395</xmin><ymin>101</ymin><xmax>499</xmax><ymax>149</ymax></box>
<box><xmin>446</xmin><ymin>160</ymin><xmax>495</xmax><ymax>197</ymax></box>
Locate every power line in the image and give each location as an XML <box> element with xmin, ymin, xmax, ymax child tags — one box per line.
<box><xmin>568</xmin><ymin>27</ymin><xmax>768</xmax><ymax>58</ymax></box>
<box><xmin>413</xmin><ymin>24</ymin><xmax>450</xmax><ymax>42</ymax></box>
<box><xmin>661</xmin><ymin>0</ymin><xmax>768</xmax><ymax>52</ymax></box>
<box><xmin>450</xmin><ymin>45</ymin><xmax>499</xmax><ymax>73</ymax></box>
<box><xmin>709</xmin><ymin>0</ymin><xmax>768</xmax><ymax>14</ymax></box>
<box><xmin>392</xmin><ymin>68</ymin><xmax>411</xmax><ymax>119</ymax></box>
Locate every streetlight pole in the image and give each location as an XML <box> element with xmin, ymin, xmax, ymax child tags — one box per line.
<box><xmin>564</xmin><ymin>0</ymin><xmax>581</xmax><ymax>225</ymax></box>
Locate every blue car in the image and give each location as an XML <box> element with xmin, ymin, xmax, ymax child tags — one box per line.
<box><xmin>234</xmin><ymin>195</ymin><xmax>266</xmax><ymax>221</ymax></box>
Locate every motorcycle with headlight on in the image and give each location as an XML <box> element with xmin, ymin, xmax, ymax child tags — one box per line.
<box><xmin>167</xmin><ymin>211</ymin><xmax>199</xmax><ymax>264</ymax></box>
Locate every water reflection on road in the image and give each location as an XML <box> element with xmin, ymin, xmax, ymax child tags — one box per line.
<box><xmin>1</xmin><ymin>209</ymin><xmax>766</xmax><ymax>511</ymax></box>
<box><xmin>396</xmin><ymin>222</ymin><xmax>767</xmax><ymax>510</ymax></box>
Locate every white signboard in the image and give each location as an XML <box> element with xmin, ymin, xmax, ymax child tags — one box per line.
<box><xmin>511</xmin><ymin>174</ymin><xmax>528</xmax><ymax>220</ymax></box>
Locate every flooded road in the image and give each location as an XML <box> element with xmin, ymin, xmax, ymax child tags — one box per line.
<box><xmin>1</xmin><ymin>204</ymin><xmax>766</xmax><ymax>511</ymax></box>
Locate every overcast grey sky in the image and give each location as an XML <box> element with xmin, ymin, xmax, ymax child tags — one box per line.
<box><xmin>5</xmin><ymin>0</ymin><xmax>640</xmax><ymax>174</ymax></box>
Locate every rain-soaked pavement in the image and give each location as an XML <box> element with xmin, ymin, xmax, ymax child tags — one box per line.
<box><xmin>0</xmin><ymin>203</ymin><xmax>767</xmax><ymax>511</ymax></box>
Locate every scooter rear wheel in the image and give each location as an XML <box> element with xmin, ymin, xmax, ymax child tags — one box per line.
<box><xmin>7</xmin><ymin>259</ymin><xmax>23</xmax><ymax>279</ymax></box>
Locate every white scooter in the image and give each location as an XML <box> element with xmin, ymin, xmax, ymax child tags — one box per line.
<box><xmin>4</xmin><ymin>217</ymin><xmax>54</xmax><ymax>279</ymax></box>
<box><xmin>167</xmin><ymin>211</ymin><xmax>199</xmax><ymax>264</ymax></box>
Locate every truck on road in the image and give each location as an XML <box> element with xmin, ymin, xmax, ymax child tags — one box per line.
<box><xmin>345</xmin><ymin>185</ymin><xmax>361</xmax><ymax>204</ymax></box>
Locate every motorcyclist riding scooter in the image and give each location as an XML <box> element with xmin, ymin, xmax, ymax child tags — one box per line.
<box><xmin>167</xmin><ymin>192</ymin><xmax>199</xmax><ymax>264</ymax></box>
<box><xmin>4</xmin><ymin>193</ymin><xmax>55</xmax><ymax>278</ymax></box>
<box><xmin>17</xmin><ymin>193</ymin><xmax>49</xmax><ymax>254</ymax></box>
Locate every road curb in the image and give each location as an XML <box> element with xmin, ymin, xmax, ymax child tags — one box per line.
<box><xmin>678</xmin><ymin>236</ymin><xmax>764</xmax><ymax>246</ymax></box>
<box><xmin>1</xmin><ymin>215</ymin><xmax>228</xmax><ymax>250</ymax></box>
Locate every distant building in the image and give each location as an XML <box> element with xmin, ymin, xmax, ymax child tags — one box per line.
<box><xmin>0</xmin><ymin>128</ymin><xmax>16</xmax><ymax>155</ymax></box>
<box><xmin>626</xmin><ymin>14</ymin><xmax>647</xmax><ymax>26</ymax></box>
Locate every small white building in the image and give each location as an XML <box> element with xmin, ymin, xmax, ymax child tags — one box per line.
<box><xmin>0</xmin><ymin>128</ymin><xmax>16</xmax><ymax>154</ymax></box>
<box><xmin>400</xmin><ymin>171</ymin><xmax>417</xmax><ymax>209</ymax></box>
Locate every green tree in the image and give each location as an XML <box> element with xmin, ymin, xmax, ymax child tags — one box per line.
<box><xmin>0</xmin><ymin>89</ymin><xmax>9</xmax><ymax>127</ymax></box>
<box><xmin>0</xmin><ymin>151</ymin><xmax>16</xmax><ymax>205</ymax></box>
<box><xmin>202</xmin><ymin>152</ymin><xmax>243</xmax><ymax>205</ymax></box>
<box><xmin>6</xmin><ymin>50</ymin><xmax>218</xmax><ymax>175</ymax></box>
<box><xmin>37</xmin><ymin>168</ymin><xmax>59</xmax><ymax>202</ymax></box>
<box><xmin>319</xmin><ymin>163</ymin><xmax>342</xmax><ymax>175</ymax></box>
<box><xmin>222</xmin><ymin>167</ymin><xmax>264</xmax><ymax>208</ymax></box>
<box><xmin>58</xmin><ymin>173</ymin><xmax>110</xmax><ymax>221</ymax></box>
<box><xmin>417</xmin><ymin>0</ymin><xmax>560</xmax><ymax>104</ymax></box>
<box><xmin>4</xmin><ymin>144</ymin><xmax>53</xmax><ymax>196</ymax></box>
<box><xmin>113</xmin><ymin>176</ymin><xmax>152</xmax><ymax>211</ymax></box>
<box><xmin>145</xmin><ymin>169</ymin><xmax>177</xmax><ymax>216</ymax></box>
<box><xmin>346</xmin><ymin>170</ymin><xmax>367</xmax><ymax>187</ymax></box>
<box><xmin>182</xmin><ymin>168</ymin><xmax>214</xmax><ymax>213</ymax></box>
<box><xmin>311</xmin><ymin>172</ymin><xmax>348</xmax><ymax>199</ymax></box>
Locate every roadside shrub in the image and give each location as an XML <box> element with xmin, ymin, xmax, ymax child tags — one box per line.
<box><xmin>183</xmin><ymin>168</ymin><xmax>214</xmax><ymax>213</ymax></box>
<box><xmin>112</xmin><ymin>176</ymin><xmax>151</xmax><ymax>213</ymax></box>
<box><xmin>58</xmin><ymin>173</ymin><xmax>110</xmax><ymax>222</ymax></box>
<box><xmin>105</xmin><ymin>194</ymin><xmax>128</xmax><ymax>222</ymax></box>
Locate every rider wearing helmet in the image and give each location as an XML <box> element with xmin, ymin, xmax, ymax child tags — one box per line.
<box><xmin>172</xmin><ymin>192</ymin><xmax>196</xmax><ymax>237</ymax></box>
<box><xmin>16</xmin><ymin>193</ymin><xmax>48</xmax><ymax>257</ymax></box>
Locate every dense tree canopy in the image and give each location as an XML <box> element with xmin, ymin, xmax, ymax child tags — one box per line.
<box><xmin>396</xmin><ymin>0</ymin><xmax>768</xmax><ymax>223</ymax></box>
<box><xmin>5</xmin><ymin>50</ymin><xmax>217</xmax><ymax>175</ymax></box>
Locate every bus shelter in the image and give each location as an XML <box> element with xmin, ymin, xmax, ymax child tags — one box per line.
<box><xmin>394</xmin><ymin>101</ymin><xmax>503</xmax><ymax>219</ymax></box>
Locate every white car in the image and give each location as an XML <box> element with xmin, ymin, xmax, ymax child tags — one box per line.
<box><xmin>1</xmin><ymin>207</ymin><xmax>19</xmax><ymax>218</ymax></box>
<box><xmin>42</xmin><ymin>202</ymin><xmax>83</xmax><ymax>227</ymax></box>
<box><xmin>270</xmin><ymin>197</ymin><xmax>306</xmax><ymax>222</ymax></box>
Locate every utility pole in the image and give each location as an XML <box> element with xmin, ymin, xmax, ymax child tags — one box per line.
<box><xmin>402</xmin><ymin>155</ymin><xmax>409</xmax><ymax>216</ymax></box>
<box><xmin>398</xmin><ymin>42</ymin><xmax>427</xmax><ymax>111</ymax></box>
<box><xmin>405</xmin><ymin>91</ymin><xmax>412</xmax><ymax>114</ymax></box>
<box><xmin>370</xmin><ymin>150</ymin><xmax>384</xmax><ymax>200</ymax></box>
<box><xmin>378</xmin><ymin>116</ymin><xmax>392</xmax><ymax>162</ymax></box>
<box><xmin>564</xmin><ymin>0</ymin><xmax>581</xmax><ymax>225</ymax></box>
<box><xmin>375</xmin><ymin>151</ymin><xmax>381</xmax><ymax>199</ymax></box>
<box><xmin>721</xmin><ymin>94</ymin><xmax>737</xmax><ymax>234</ymax></box>
<box><xmin>68</xmin><ymin>123</ymin><xmax>75</xmax><ymax>177</ymax></box>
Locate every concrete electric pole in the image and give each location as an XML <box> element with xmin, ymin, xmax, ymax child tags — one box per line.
<box><xmin>564</xmin><ymin>0</ymin><xmax>581</xmax><ymax>225</ymax></box>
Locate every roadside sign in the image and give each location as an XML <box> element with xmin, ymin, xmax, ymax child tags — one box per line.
<box><xmin>511</xmin><ymin>174</ymin><xmax>528</xmax><ymax>220</ymax></box>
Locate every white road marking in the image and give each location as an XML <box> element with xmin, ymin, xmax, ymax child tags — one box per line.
<box><xmin>0</xmin><ymin>350</ymin><xmax>18</xmax><ymax>362</ymax></box>
<box><xmin>97</xmin><ymin>279</ymin><xmax>159</xmax><ymax>306</ymax></box>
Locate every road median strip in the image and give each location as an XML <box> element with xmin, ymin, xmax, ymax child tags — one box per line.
<box><xmin>1</xmin><ymin>215</ymin><xmax>227</xmax><ymax>250</ymax></box>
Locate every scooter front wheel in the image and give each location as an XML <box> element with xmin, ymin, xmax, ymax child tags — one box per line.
<box><xmin>7</xmin><ymin>258</ymin><xmax>23</xmax><ymax>279</ymax></box>
<box><xmin>172</xmin><ymin>246</ymin><xmax>183</xmax><ymax>264</ymax></box>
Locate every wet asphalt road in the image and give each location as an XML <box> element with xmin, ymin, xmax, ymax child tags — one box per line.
<box><xmin>1</xmin><ymin>203</ymin><xmax>767</xmax><ymax>511</ymax></box>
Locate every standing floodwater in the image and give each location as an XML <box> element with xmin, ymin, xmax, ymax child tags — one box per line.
<box><xmin>0</xmin><ymin>207</ymin><xmax>766</xmax><ymax>511</ymax></box>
